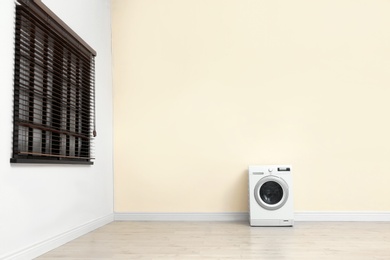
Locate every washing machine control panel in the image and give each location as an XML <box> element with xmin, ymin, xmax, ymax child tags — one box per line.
<box><xmin>267</xmin><ymin>167</ymin><xmax>290</xmax><ymax>173</ymax></box>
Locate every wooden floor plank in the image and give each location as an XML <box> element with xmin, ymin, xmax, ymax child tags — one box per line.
<box><xmin>37</xmin><ymin>221</ymin><xmax>390</xmax><ymax>259</ymax></box>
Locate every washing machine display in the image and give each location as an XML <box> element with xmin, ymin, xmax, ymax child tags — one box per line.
<box><xmin>249</xmin><ymin>165</ymin><xmax>294</xmax><ymax>226</ymax></box>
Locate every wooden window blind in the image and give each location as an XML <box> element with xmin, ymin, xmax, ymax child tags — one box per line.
<box><xmin>11</xmin><ymin>0</ymin><xmax>97</xmax><ymax>164</ymax></box>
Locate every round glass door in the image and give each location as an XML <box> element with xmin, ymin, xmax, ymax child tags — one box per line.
<box><xmin>254</xmin><ymin>176</ymin><xmax>289</xmax><ymax>210</ymax></box>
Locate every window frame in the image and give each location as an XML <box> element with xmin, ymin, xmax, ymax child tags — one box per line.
<box><xmin>11</xmin><ymin>0</ymin><xmax>97</xmax><ymax>165</ymax></box>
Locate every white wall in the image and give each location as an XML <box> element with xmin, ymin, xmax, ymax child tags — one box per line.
<box><xmin>0</xmin><ymin>0</ymin><xmax>113</xmax><ymax>258</ymax></box>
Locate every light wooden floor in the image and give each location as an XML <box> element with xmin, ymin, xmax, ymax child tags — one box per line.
<box><xmin>37</xmin><ymin>221</ymin><xmax>390</xmax><ymax>259</ymax></box>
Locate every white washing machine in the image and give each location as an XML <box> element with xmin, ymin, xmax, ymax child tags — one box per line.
<box><xmin>248</xmin><ymin>165</ymin><xmax>294</xmax><ymax>226</ymax></box>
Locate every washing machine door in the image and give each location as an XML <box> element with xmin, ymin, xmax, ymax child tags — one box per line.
<box><xmin>254</xmin><ymin>175</ymin><xmax>289</xmax><ymax>210</ymax></box>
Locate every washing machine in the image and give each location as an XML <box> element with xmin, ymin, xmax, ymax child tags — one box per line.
<box><xmin>248</xmin><ymin>165</ymin><xmax>294</xmax><ymax>226</ymax></box>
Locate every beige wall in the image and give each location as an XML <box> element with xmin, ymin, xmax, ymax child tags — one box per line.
<box><xmin>112</xmin><ymin>0</ymin><xmax>390</xmax><ymax>212</ymax></box>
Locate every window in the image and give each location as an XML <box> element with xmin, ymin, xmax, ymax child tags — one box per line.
<box><xmin>11</xmin><ymin>0</ymin><xmax>97</xmax><ymax>165</ymax></box>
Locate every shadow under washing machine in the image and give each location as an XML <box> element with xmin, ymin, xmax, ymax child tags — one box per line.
<box><xmin>248</xmin><ymin>165</ymin><xmax>294</xmax><ymax>226</ymax></box>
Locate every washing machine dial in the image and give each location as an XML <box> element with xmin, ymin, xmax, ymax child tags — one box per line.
<box><xmin>268</xmin><ymin>168</ymin><xmax>273</xmax><ymax>173</ymax></box>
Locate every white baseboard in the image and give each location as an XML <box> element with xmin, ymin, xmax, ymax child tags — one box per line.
<box><xmin>115</xmin><ymin>211</ymin><xmax>390</xmax><ymax>222</ymax></box>
<box><xmin>2</xmin><ymin>213</ymin><xmax>114</xmax><ymax>260</ymax></box>
<box><xmin>295</xmin><ymin>211</ymin><xmax>390</xmax><ymax>222</ymax></box>
<box><xmin>115</xmin><ymin>212</ymin><xmax>248</xmax><ymax>222</ymax></box>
